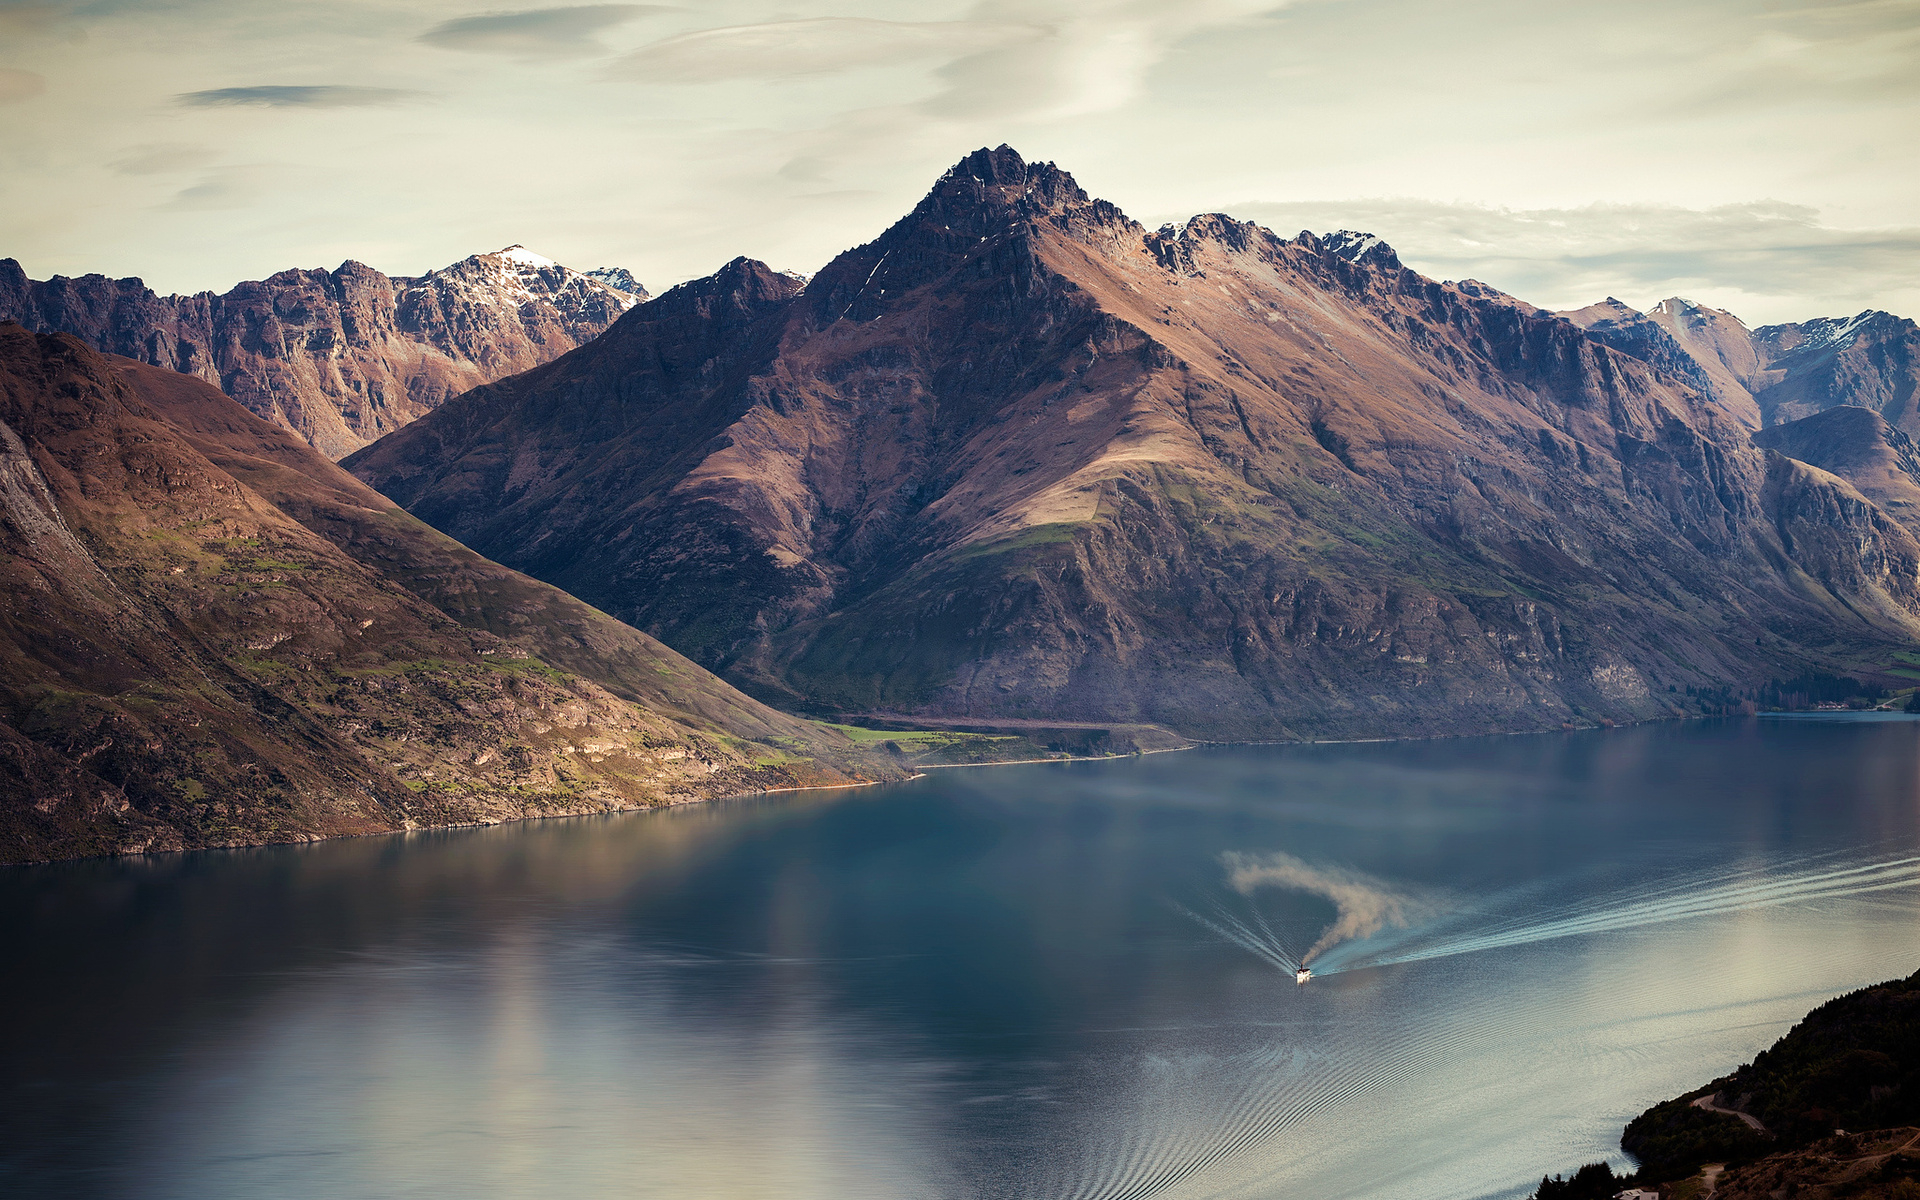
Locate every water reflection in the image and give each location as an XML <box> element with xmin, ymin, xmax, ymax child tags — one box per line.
<box><xmin>1</xmin><ymin>716</ymin><xmax>1918</xmax><ymax>1200</ymax></box>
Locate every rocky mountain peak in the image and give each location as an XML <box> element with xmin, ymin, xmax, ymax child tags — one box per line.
<box><xmin>491</xmin><ymin>244</ymin><xmax>556</xmax><ymax>268</ymax></box>
<box><xmin>1647</xmin><ymin>296</ymin><xmax>1751</xmax><ymax>333</ymax></box>
<box><xmin>901</xmin><ymin>144</ymin><xmax>1131</xmax><ymax>244</ymax></box>
<box><xmin>1764</xmin><ymin>310</ymin><xmax>1899</xmax><ymax>355</ymax></box>
<box><xmin>1319</xmin><ymin>229</ymin><xmax>1402</xmax><ymax>269</ymax></box>
<box><xmin>585</xmin><ymin>266</ymin><xmax>648</xmax><ymax>299</ymax></box>
<box><xmin>0</xmin><ymin>246</ymin><xmax>643</xmax><ymax>458</ymax></box>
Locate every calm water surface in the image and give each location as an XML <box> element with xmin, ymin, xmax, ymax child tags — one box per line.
<box><xmin>6</xmin><ymin>716</ymin><xmax>1920</xmax><ymax>1200</ymax></box>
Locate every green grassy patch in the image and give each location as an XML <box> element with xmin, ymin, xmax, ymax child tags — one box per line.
<box><xmin>952</xmin><ymin>523</ymin><xmax>1080</xmax><ymax>561</ymax></box>
<box><xmin>821</xmin><ymin>722</ymin><xmax>1017</xmax><ymax>750</ymax></box>
<box><xmin>481</xmin><ymin>656</ymin><xmax>570</xmax><ymax>684</ymax></box>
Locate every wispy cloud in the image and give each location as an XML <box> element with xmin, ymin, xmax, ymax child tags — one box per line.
<box><xmin>919</xmin><ymin>0</ymin><xmax>1283</xmax><ymax>121</ymax></box>
<box><xmin>177</xmin><ymin>85</ymin><xmax>425</xmax><ymax>109</ymax></box>
<box><xmin>420</xmin><ymin>5</ymin><xmax>670</xmax><ymax>60</ymax></box>
<box><xmin>0</xmin><ymin>67</ymin><xmax>45</xmax><ymax>103</ymax></box>
<box><xmin>1226</xmin><ymin>197</ymin><xmax>1920</xmax><ymax>324</ymax></box>
<box><xmin>159</xmin><ymin>165</ymin><xmax>279</xmax><ymax>211</ymax></box>
<box><xmin>608</xmin><ymin>18</ymin><xmax>1043</xmax><ymax>84</ymax></box>
<box><xmin>111</xmin><ymin>142</ymin><xmax>218</xmax><ymax>175</ymax></box>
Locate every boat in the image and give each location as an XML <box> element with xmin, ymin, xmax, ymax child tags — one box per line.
<box><xmin>1295</xmin><ymin>967</ymin><xmax>1312</xmax><ymax>985</ymax></box>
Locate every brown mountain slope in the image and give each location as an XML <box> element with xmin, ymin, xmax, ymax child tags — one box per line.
<box><xmin>0</xmin><ymin>246</ymin><xmax>645</xmax><ymax>459</ymax></box>
<box><xmin>1560</xmin><ymin>297</ymin><xmax>1763</xmax><ymax>429</ymax></box>
<box><xmin>1754</xmin><ymin>407</ymin><xmax>1920</xmax><ymax>536</ymax></box>
<box><xmin>348</xmin><ymin>146</ymin><xmax>1920</xmax><ymax>740</ymax></box>
<box><xmin>0</xmin><ymin>322</ymin><xmax>892</xmax><ymax>865</ymax></box>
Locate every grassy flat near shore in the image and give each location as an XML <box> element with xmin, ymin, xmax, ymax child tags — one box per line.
<box><xmin>819</xmin><ymin>722</ymin><xmax>1185</xmax><ymax>767</ymax></box>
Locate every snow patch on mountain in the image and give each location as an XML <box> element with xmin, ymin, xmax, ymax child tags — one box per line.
<box><xmin>585</xmin><ymin>267</ymin><xmax>648</xmax><ymax>299</ymax></box>
<box><xmin>495</xmin><ymin>245</ymin><xmax>558</xmax><ymax>269</ymax></box>
<box><xmin>1792</xmin><ymin>311</ymin><xmax>1879</xmax><ymax>353</ymax></box>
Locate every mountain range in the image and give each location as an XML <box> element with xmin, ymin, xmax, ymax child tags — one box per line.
<box><xmin>10</xmin><ymin>143</ymin><xmax>1920</xmax><ymax>861</ymax></box>
<box><xmin>1558</xmin><ymin>295</ymin><xmax>1920</xmax><ymax>438</ymax></box>
<box><xmin>0</xmin><ymin>245</ymin><xmax>645</xmax><ymax>459</ymax></box>
<box><xmin>345</xmin><ymin>146</ymin><xmax>1920</xmax><ymax>741</ymax></box>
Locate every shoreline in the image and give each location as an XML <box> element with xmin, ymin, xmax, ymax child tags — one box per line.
<box><xmin>10</xmin><ymin>710</ymin><xmax>1902</xmax><ymax>870</ymax></box>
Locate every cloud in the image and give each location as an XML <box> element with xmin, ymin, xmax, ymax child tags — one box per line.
<box><xmin>1223</xmin><ymin>850</ymin><xmax>1424</xmax><ymax>964</ymax></box>
<box><xmin>111</xmin><ymin>142</ymin><xmax>218</xmax><ymax>175</ymax></box>
<box><xmin>419</xmin><ymin>5</ymin><xmax>669</xmax><ymax>60</ymax></box>
<box><xmin>0</xmin><ymin>67</ymin><xmax>45</xmax><ymax>102</ymax></box>
<box><xmin>918</xmin><ymin>0</ymin><xmax>1287</xmax><ymax>120</ymax></box>
<box><xmin>1225</xmin><ymin>197</ymin><xmax>1920</xmax><ymax>324</ymax></box>
<box><xmin>608</xmin><ymin>18</ymin><xmax>1045</xmax><ymax>84</ymax></box>
<box><xmin>0</xmin><ymin>4</ymin><xmax>61</xmax><ymax>38</ymax></box>
<box><xmin>159</xmin><ymin>166</ymin><xmax>278</xmax><ymax>212</ymax></box>
<box><xmin>176</xmin><ymin>85</ymin><xmax>426</xmax><ymax>109</ymax></box>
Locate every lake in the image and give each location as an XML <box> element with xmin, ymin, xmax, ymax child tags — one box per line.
<box><xmin>5</xmin><ymin>715</ymin><xmax>1920</xmax><ymax>1200</ymax></box>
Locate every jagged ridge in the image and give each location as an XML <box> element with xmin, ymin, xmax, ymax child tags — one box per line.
<box><xmin>0</xmin><ymin>247</ymin><xmax>648</xmax><ymax>458</ymax></box>
<box><xmin>348</xmin><ymin>146</ymin><xmax>1920</xmax><ymax>739</ymax></box>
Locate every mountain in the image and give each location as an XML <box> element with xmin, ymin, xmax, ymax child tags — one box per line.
<box><xmin>0</xmin><ymin>322</ymin><xmax>894</xmax><ymax>865</ymax></box>
<box><xmin>1754</xmin><ymin>407</ymin><xmax>1920</xmax><ymax>535</ymax></box>
<box><xmin>1559</xmin><ymin>297</ymin><xmax>1920</xmax><ymax>435</ymax></box>
<box><xmin>346</xmin><ymin>146</ymin><xmax>1920</xmax><ymax>741</ymax></box>
<box><xmin>1559</xmin><ymin>296</ymin><xmax>1764</xmax><ymax>429</ymax></box>
<box><xmin>0</xmin><ymin>246</ymin><xmax>647</xmax><ymax>459</ymax></box>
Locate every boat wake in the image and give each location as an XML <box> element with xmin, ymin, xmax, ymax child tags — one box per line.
<box><xmin>1038</xmin><ymin>849</ymin><xmax>1920</xmax><ymax>1200</ymax></box>
<box><xmin>1317</xmin><ymin>851</ymin><xmax>1920</xmax><ymax>975</ymax></box>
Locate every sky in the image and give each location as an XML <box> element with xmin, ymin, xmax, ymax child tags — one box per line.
<box><xmin>1</xmin><ymin>0</ymin><xmax>1916</xmax><ymax>325</ymax></box>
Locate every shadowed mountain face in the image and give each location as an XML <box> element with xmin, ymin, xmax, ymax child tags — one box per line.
<box><xmin>1562</xmin><ymin>298</ymin><xmax>1920</xmax><ymax>436</ymax></box>
<box><xmin>348</xmin><ymin>147</ymin><xmax>1920</xmax><ymax>740</ymax></box>
<box><xmin>0</xmin><ymin>247</ymin><xmax>646</xmax><ymax>459</ymax></box>
<box><xmin>1755</xmin><ymin>407</ymin><xmax>1920</xmax><ymax>536</ymax></box>
<box><xmin>0</xmin><ymin>323</ymin><xmax>890</xmax><ymax>864</ymax></box>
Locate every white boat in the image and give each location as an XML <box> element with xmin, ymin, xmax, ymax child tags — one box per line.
<box><xmin>1295</xmin><ymin>967</ymin><xmax>1312</xmax><ymax>985</ymax></box>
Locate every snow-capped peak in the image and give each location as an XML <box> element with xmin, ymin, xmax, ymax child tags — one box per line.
<box><xmin>584</xmin><ymin>266</ymin><xmax>647</xmax><ymax>298</ymax></box>
<box><xmin>1649</xmin><ymin>297</ymin><xmax>1699</xmax><ymax>316</ymax></box>
<box><xmin>493</xmin><ymin>245</ymin><xmax>558</xmax><ymax>269</ymax></box>
<box><xmin>1793</xmin><ymin>311</ymin><xmax>1878</xmax><ymax>353</ymax></box>
<box><xmin>1321</xmin><ymin>230</ymin><xmax>1398</xmax><ymax>267</ymax></box>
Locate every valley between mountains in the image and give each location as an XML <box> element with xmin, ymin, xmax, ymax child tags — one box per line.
<box><xmin>8</xmin><ymin>144</ymin><xmax>1920</xmax><ymax>862</ymax></box>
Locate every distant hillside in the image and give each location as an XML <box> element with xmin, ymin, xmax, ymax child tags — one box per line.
<box><xmin>0</xmin><ymin>322</ymin><xmax>895</xmax><ymax>865</ymax></box>
<box><xmin>0</xmin><ymin>246</ymin><xmax>645</xmax><ymax>458</ymax></box>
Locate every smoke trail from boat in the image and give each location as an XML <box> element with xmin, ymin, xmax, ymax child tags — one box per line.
<box><xmin>1222</xmin><ymin>851</ymin><xmax>1426</xmax><ymax>965</ymax></box>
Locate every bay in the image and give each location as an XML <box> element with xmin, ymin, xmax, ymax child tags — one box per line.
<box><xmin>4</xmin><ymin>715</ymin><xmax>1919</xmax><ymax>1199</ymax></box>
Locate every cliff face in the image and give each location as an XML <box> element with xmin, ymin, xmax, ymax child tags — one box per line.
<box><xmin>348</xmin><ymin>147</ymin><xmax>1920</xmax><ymax>740</ymax></box>
<box><xmin>1561</xmin><ymin>297</ymin><xmax>1920</xmax><ymax>437</ymax></box>
<box><xmin>0</xmin><ymin>322</ymin><xmax>891</xmax><ymax>865</ymax></box>
<box><xmin>0</xmin><ymin>246</ymin><xmax>644</xmax><ymax>459</ymax></box>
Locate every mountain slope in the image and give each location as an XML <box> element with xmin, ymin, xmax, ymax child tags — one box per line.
<box><xmin>0</xmin><ymin>322</ymin><xmax>891</xmax><ymax>864</ymax></box>
<box><xmin>0</xmin><ymin>246</ymin><xmax>646</xmax><ymax>458</ymax></box>
<box><xmin>348</xmin><ymin>146</ymin><xmax>1920</xmax><ymax>740</ymax></box>
<box><xmin>1560</xmin><ymin>297</ymin><xmax>1920</xmax><ymax>436</ymax></box>
<box><xmin>1754</xmin><ymin>407</ymin><xmax>1920</xmax><ymax>536</ymax></box>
